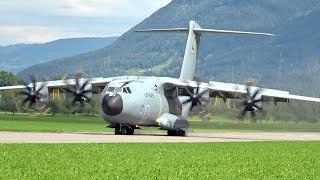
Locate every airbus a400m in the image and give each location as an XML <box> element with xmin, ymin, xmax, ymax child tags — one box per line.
<box><xmin>1</xmin><ymin>20</ymin><xmax>320</xmax><ymax>136</ymax></box>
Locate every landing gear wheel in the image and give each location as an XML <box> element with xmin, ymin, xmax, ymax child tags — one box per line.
<box><xmin>114</xmin><ymin>124</ymin><xmax>134</xmax><ymax>135</ymax></box>
<box><xmin>167</xmin><ymin>130</ymin><xmax>186</xmax><ymax>136</ymax></box>
<box><xmin>125</xmin><ymin>127</ymin><xmax>134</xmax><ymax>135</ymax></box>
<box><xmin>115</xmin><ymin>124</ymin><xmax>122</xmax><ymax>135</ymax></box>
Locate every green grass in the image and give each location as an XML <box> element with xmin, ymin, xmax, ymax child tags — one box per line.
<box><xmin>0</xmin><ymin>142</ymin><xmax>319</xmax><ymax>179</ymax></box>
<box><xmin>0</xmin><ymin>114</ymin><xmax>109</xmax><ymax>132</ymax></box>
<box><xmin>190</xmin><ymin>119</ymin><xmax>320</xmax><ymax>132</ymax></box>
<box><xmin>149</xmin><ymin>57</ymin><xmax>174</xmax><ymax>75</ymax></box>
<box><xmin>1</xmin><ymin>113</ymin><xmax>320</xmax><ymax>133</ymax></box>
<box><xmin>124</xmin><ymin>68</ymin><xmax>144</xmax><ymax>76</ymax></box>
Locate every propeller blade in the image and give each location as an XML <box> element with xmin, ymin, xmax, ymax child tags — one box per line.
<box><xmin>253</xmin><ymin>98</ymin><xmax>262</xmax><ymax>103</ymax></box>
<box><xmin>72</xmin><ymin>98</ymin><xmax>77</xmax><ymax>106</ymax></box>
<box><xmin>81</xmin><ymin>80</ymin><xmax>89</xmax><ymax>90</ymax></box>
<box><xmin>20</xmin><ymin>75</ymin><xmax>47</xmax><ymax>110</ymax></box>
<box><xmin>246</xmin><ymin>85</ymin><xmax>250</xmax><ymax>96</ymax></box>
<box><xmin>24</xmin><ymin>84</ymin><xmax>32</xmax><ymax>92</ymax></box>
<box><xmin>199</xmin><ymin>89</ymin><xmax>208</xmax><ymax>96</ymax></box>
<box><xmin>28</xmin><ymin>74</ymin><xmax>37</xmax><ymax>91</ymax></box>
<box><xmin>185</xmin><ymin>88</ymin><xmax>193</xmax><ymax>97</ymax></box>
<box><xmin>82</xmin><ymin>89</ymin><xmax>93</xmax><ymax>94</ymax></box>
<box><xmin>190</xmin><ymin>104</ymin><xmax>196</xmax><ymax>111</ymax></box>
<box><xmin>236</xmin><ymin>81</ymin><xmax>267</xmax><ymax>120</ymax></box>
<box><xmin>252</xmin><ymin>89</ymin><xmax>261</xmax><ymax>99</ymax></box>
<box><xmin>75</xmin><ymin>76</ymin><xmax>79</xmax><ymax>87</ymax></box>
<box><xmin>182</xmin><ymin>98</ymin><xmax>192</xmax><ymax>104</ymax></box>
<box><xmin>22</xmin><ymin>97</ymin><xmax>30</xmax><ymax>106</ymax></box>
<box><xmin>32</xmin><ymin>81</ymin><xmax>36</xmax><ymax>91</ymax></box>
<box><xmin>182</xmin><ymin>81</ymin><xmax>208</xmax><ymax>111</ymax></box>
<box><xmin>82</xmin><ymin>94</ymin><xmax>91</xmax><ymax>102</ymax></box>
<box><xmin>37</xmin><ymin>83</ymin><xmax>46</xmax><ymax>92</ymax></box>
<box><xmin>63</xmin><ymin>74</ymin><xmax>94</xmax><ymax>110</ymax></box>
<box><xmin>28</xmin><ymin>101</ymin><xmax>33</xmax><ymax>109</ymax></box>
<box><xmin>196</xmin><ymin>82</ymin><xmax>200</xmax><ymax>94</ymax></box>
<box><xmin>253</xmin><ymin>104</ymin><xmax>263</xmax><ymax>111</ymax></box>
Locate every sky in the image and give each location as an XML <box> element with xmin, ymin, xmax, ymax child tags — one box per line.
<box><xmin>0</xmin><ymin>0</ymin><xmax>172</xmax><ymax>46</ymax></box>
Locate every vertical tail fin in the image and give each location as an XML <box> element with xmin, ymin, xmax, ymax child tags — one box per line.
<box><xmin>179</xmin><ymin>21</ymin><xmax>201</xmax><ymax>80</ymax></box>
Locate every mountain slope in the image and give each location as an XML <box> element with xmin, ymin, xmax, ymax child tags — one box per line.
<box><xmin>0</xmin><ymin>37</ymin><xmax>117</xmax><ymax>73</ymax></box>
<box><xmin>19</xmin><ymin>0</ymin><xmax>320</xmax><ymax>96</ymax></box>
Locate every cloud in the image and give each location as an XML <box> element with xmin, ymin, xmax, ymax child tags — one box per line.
<box><xmin>0</xmin><ymin>0</ymin><xmax>172</xmax><ymax>18</ymax></box>
<box><xmin>0</xmin><ymin>0</ymin><xmax>172</xmax><ymax>45</ymax></box>
<box><xmin>0</xmin><ymin>26</ymin><xmax>96</xmax><ymax>45</ymax></box>
<box><xmin>48</xmin><ymin>0</ymin><xmax>172</xmax><ymax>18</ymax></box>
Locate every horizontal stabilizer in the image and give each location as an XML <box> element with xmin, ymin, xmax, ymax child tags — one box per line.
<box><xmin>135</xmin><ymin>20</ymin><xmax>274</xmax><ymax>81</ymax></box>
<box><xmin>193</xmin><ymin>28</ymin><xmax>275</xmax><ymax>36</ymax></box>
<box><xmin>135</xmin><ymin>28</ymin><xmax>274</xmax><ymax>36</ymax></box>
<box><xmin>135</xmin><ymin>28</ymin><xmax>188</xmax><ymax>33</ymax></box>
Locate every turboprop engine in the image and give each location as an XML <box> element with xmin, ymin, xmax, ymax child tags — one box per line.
<box><xmin>157</xmin><ymin>113</ymin><xmax>190</xmax><ymax>130</ymax></box>
<box><xmin>20</xmin><ymin>77</ymin><xmax>49</xmax><ymax>110</ymax></box>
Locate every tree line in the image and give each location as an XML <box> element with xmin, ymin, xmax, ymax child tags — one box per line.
<box><xmin>0</xmin><ymin>70</ymin><xmax>319</xmax><ymax>123</ymax></box>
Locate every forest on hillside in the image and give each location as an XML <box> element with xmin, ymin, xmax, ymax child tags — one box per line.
<box><xmin>19</xmin><ymin>0</ymin><xmax>320</xmax><ymax>98</ymax></box>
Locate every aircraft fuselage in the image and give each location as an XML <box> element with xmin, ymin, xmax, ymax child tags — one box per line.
<box><xmin>100</xmin><ymin>77</ymin><xmax>171</xmax><ymax>127</ymax></box>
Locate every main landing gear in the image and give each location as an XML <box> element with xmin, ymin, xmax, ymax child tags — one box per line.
<box><xmin>167</xmin><ymin>130</ymin><xmax>186</xmax><ymax>136</ymax></box>
<box><xmin>113</xmin><ymin>124</ymin><xmax>187</xmax><ymax>136</ymax></box>
<box><xmin>114</xmin><ymin>124</ymin><xmax>135</xmax><ymax>135</ymax></box>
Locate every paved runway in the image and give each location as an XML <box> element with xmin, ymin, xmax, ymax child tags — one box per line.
<box><xmin>1</xmin><ymin>131</ymin><xmax>320</xmax><ymax>143</ymax></box>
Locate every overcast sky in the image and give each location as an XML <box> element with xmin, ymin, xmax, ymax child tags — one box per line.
<box><xmin>0</xmin><ymin>0</ymin><xmax>172</xmax><ymax>46</ymax></box>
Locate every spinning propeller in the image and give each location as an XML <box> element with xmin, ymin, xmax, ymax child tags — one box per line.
<box><xmin>237</xmin><ymin>83</ymin><xmax>265</xmax><ymax>119</ymax></box>
<box><xmin>63</xmin><ymin>74</ymin><xmax>92</xmax><ymax>107</ymax></box>
<box><xmin>182</xmin><ymin>82</ymin><xmax>208</xmax><ymax>111</ymax></box>
<box><xmin>20</xmin><ymin>75</ymin><xmax>46</xmax><ymax>109</ymax></box>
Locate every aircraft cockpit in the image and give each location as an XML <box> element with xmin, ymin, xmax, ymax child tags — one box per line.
<box><xmin>106</xmin><ymin>86</ymin><xmax>132</xmax><ymax>94</ymax></box>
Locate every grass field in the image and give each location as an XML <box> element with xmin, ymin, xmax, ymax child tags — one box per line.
<box><xmin>1</xmin><ymin>113</ymin><xmax>320</xmax><ymax>133</ymax></box>
<box><xmin>0</xmin><ymin>113</ymin><xmax>108</xmax><ymax>132</ymax></box>
<box><xmin>0</xmin><ymin>142</ymin><xmax>319</xmax><ymax>179</ymax></box>
<box><xmin>1</xmin><ymin>114</ymin><xmax>320</xmax><ymax>179</ymax></box>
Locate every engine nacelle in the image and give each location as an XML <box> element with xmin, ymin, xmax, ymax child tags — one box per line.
<box><xmin>157</xmin><ymin>113</ymin><xmax>190</xmax><ymax>130</ymax></box>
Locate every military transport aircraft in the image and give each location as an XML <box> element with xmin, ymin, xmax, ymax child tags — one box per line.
<box><xmin>1</xmin><ymin>20</ymin><xmax>320</xmax><ymax>136</ymax></box>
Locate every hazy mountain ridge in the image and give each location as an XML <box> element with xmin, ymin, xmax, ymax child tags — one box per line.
<box><xmin>19</xmin><ymin>0</ymin><xmax>320</xmax><ymax>96</ymax></box>
<box><xmin>0</xmin><ymin>37</ymin><xmax>117</xmax><ymax>73</ymax></box>
<box><xmin>0</xmin><ymin>44</ymin><xmax>30</xmax><ymax>54</ymax></box>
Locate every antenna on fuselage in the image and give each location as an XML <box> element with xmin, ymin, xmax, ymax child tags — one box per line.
<box><xmin>135</xmin><ymin>20</ymin><xmax>274</xmax><ymax>81</ymax></box>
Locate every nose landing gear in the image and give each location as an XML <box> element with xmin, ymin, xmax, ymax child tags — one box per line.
<box><xmin>114</xmin><ymin>124</ymin><xmax>135</xmax><ymax>135</ymax></box>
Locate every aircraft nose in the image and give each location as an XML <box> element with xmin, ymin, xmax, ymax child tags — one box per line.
<box><xmin>102</xmin><ymin>94</ymin><xmax>123</xmax><ymax>116</ymax></box>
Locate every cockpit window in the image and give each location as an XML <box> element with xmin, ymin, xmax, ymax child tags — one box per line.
<box><xmin>122</xmin><ymin>87</ymin><xmax>132</xmax><ymax>94</ymax></box>
<box><xmin>126</xmin><ymin>87</ymin><xmax>132</xmax><ymax>94</ymax></box>
<box><xmin>123</xmin><ymin>87</ymin><xmax>128</xmax><ymax>93</ymax></box>
<box><xmin>107</xmin><ymin>87</ymin><xmax>114</xmax><ymax>92</ymax></box>
<box><xmin>115</xmin><ymin>87</ymin><xmax>121</xmax><ymax>92</ymax></box>
<box><xmin>107</xmin><ymin>87</ymin><xmax>122</xmax><ymax>93</ymax></box>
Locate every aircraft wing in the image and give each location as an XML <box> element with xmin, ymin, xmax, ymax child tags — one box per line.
<box><xmin>45</xmin><ymin>77</ymin><xmax>114</xmax><ymax>89</ymax></box>
<box><xmin>163</xmin><ymin>78</ymin><xmax>320</xmax><ymax>103</ymax></box>
<box><xmin>208</xmin><ymin>81</ymin><xmax>320</xmax><ymax>103</ymax></box>
<box><xmin>0</xmin><ymin>85</ymin><xmax>26</xmax><ymax>90</ymax></box>
<box><xmin>0</xmin><ymin>77</ymin><xmax>114</xmax><ymax>92</ymax></box>
<box><xmin>0</xmin><ymin>75</ymin><xmax>152</xmax><ymax>93</ymax></box>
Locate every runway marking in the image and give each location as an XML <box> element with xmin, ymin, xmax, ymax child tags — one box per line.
<box><xmin>1</xmin><ymin>132</ymin><xmax>320</xmax><ymax>144</ymax></box>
